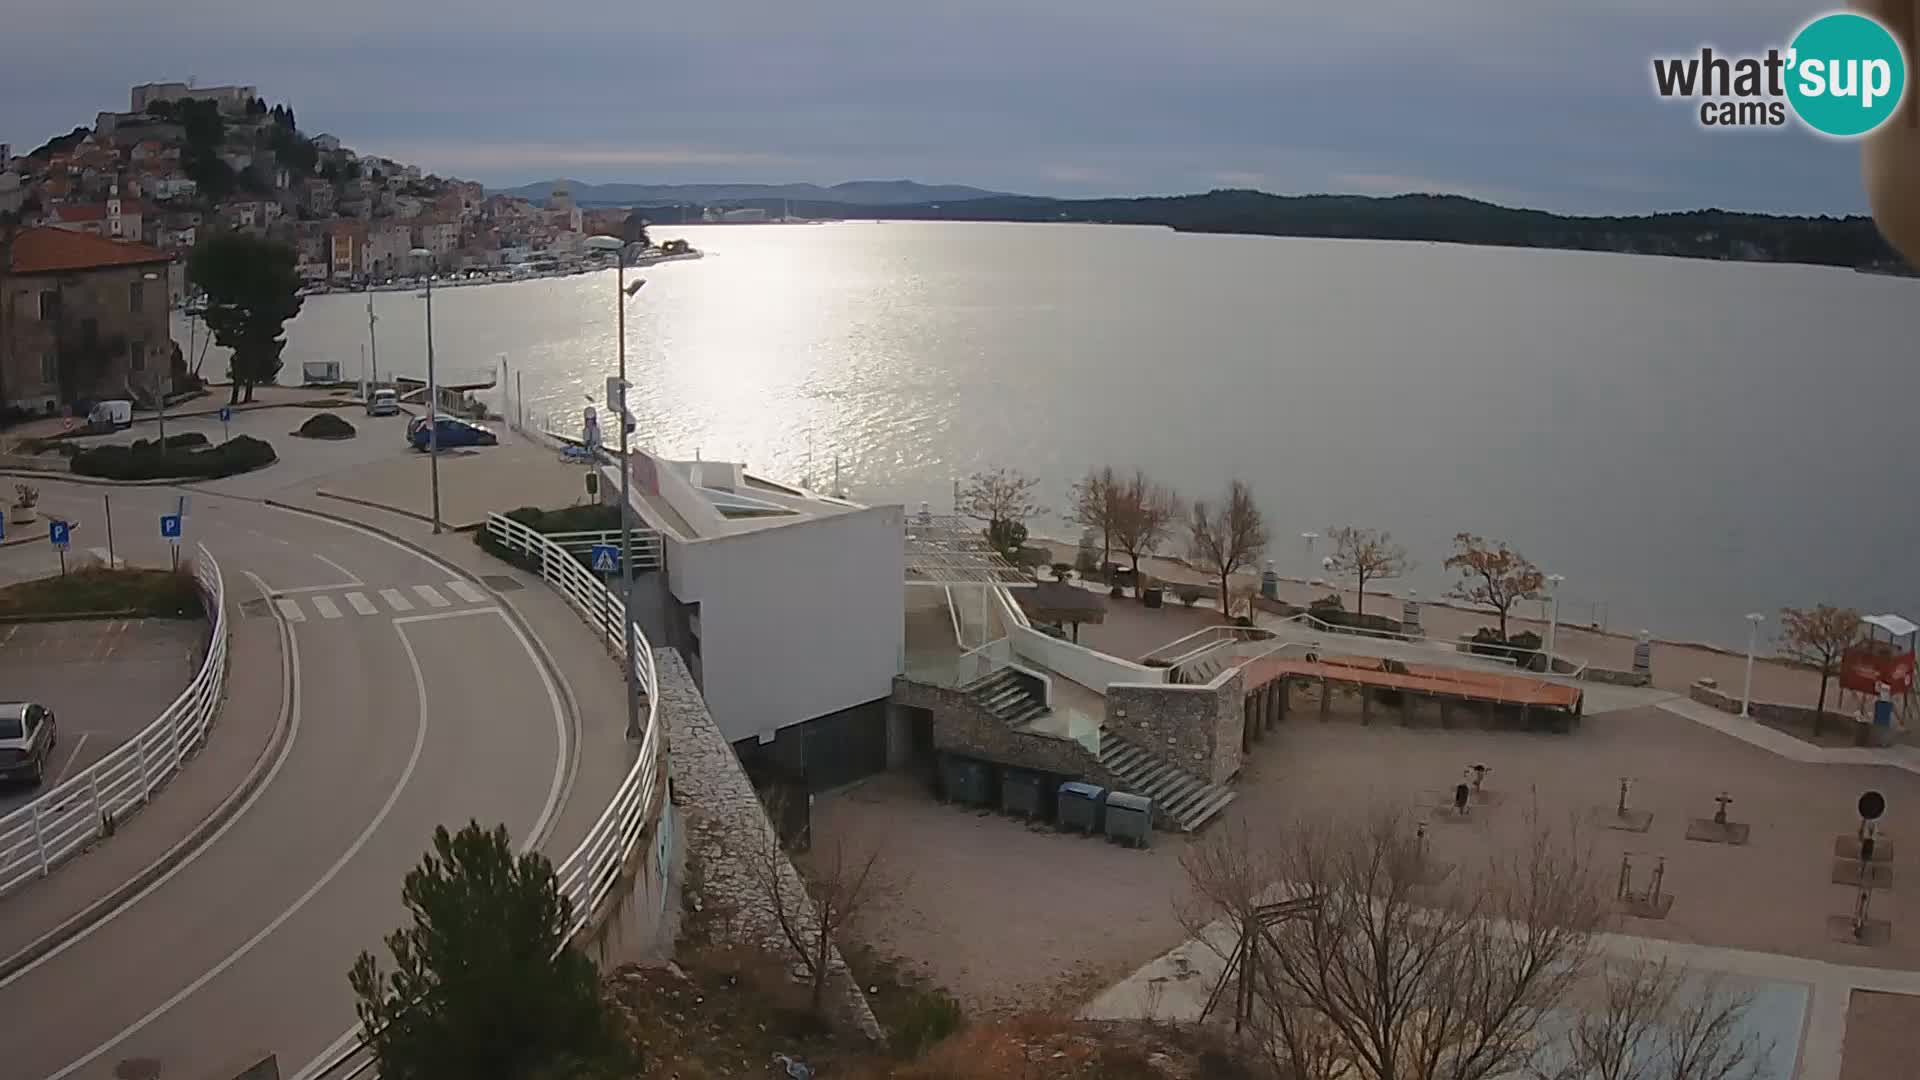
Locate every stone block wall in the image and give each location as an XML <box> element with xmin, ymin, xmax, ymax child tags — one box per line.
<box><xmin>894</xmin><ymin>676</ymin><xmax>1106</xmax><ymax>780</ymax></box>
<box><xmin>658</xmin><ymin>650</ymin><xmax>884</xmax><ymax>1041</ymax></box>
<box><xmin>1689</xmin><ymin>679</ymin><xmax>1836</xmax><ymax>731</ymax></box>
<box><xmin>1585</xmin><ymin>667</ymin><xmax>1652</xmax><ymax>688</ymax></box>
<box><xmin>1107</xmin><ymin>668</ymin><xmax>1245</xmax><ymax>785</ymax></box>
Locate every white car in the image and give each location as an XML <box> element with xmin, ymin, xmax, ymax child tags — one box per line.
<box><xmin>367</xmin><ymin>389</ymin><xmax>399</xmax><ymax>416</ymax></box>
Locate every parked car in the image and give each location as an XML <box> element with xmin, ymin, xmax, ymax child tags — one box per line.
<box><xmin>86</xmin><ymin>399</ymin><xmax>133</xmax><ymax>433</ymax></box>
<box><xmin>0</xmin><ymin>702</ymin><xmax>59</xmax><ymax>787</ymax></box>
<box><xmin>408</xmin><ymin>415</ymin><xmax>497</xmax><ymax>451</ymax></box>
<box><xmin>367</xmin><ymin>388</ymin><xmax>399</xmax><ymax>416</ymax></box>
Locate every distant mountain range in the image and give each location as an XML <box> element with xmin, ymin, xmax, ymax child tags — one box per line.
<box><xmin>491</xmin><ymin>178</ymin><xmax>1013</xmax><ymax>207</ymax></box>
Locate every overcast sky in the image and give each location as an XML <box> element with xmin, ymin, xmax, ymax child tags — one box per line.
<box><xmin>0</xmin><ymin>1</ymin><xmax>1871</xmax><ymax>214</ymax></box>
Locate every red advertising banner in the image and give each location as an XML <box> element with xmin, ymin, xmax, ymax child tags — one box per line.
<box><xmin>1841</xmin><ymin>644</ymin><xmax>1917</xmax><ymax>695</ymax></box>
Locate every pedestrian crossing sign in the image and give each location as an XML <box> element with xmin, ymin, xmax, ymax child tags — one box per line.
<box><xmin>590</xmin><ymin>544</ymin><xmax>620</xmax><ymax>573</ymax></box>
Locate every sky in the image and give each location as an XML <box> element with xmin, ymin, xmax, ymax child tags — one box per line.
<box><xmin>0</xmin><ymin>0</ymin><xmax>1875</xmax><ymax>215</ymax></box>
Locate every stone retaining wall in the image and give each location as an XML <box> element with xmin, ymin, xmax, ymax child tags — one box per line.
<box><xmin>1108</xmin><ymin>669</ymin><xmax>1245</xmax><ymax>785</ymax></box>
<box><xmin>658</xmin><ymin>650</ymin><xmax>884</xmax><ymax>1041</ymax></box>
<box><xmin>1689</xmin><ymin>679</ymin><xmax>1831</xmax><ymax>730</ymax></box>
<box><xmin>1585</xmin><ymin>667</ymin><xmax>1652</xmax><ymax>688</ymax></box>
<box><xmin>895</xmin><ymin>676</ymin><xmax>1112</xmax><ymax>782</ymax></box>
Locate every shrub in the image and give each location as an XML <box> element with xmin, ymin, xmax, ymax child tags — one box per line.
<box><xmin>296</xmin><ymin>412</ymin><xmax>357</xmax><ymax>439</ymax></box>
<box><xmin>13</xmin><ymin>483</ymin><xmax>38</xmax><ymax>508</ymax></box>
<box><xmin>163</xmin><ymin>432</ymin><xmax>210</xmax><ymax>449</ymax></box>
<box><xmin>894</xmin><ymin>990</ymin><xmax>965</xmax><ymax>1056</ymax></box>
<box><xmin>473</xmin><ymin>503</ymin><xmax>626</xmax><ymax>573</ymax></box>
<box><xmin>1469</xmin><ymin>627</ymin><xmax>1544</xmax><ymax>667</ymax></box>
<box><xmin>1310</xmin><ymin>593</ymin><xmax>1345</xmax><ymax>613</ymax></box>
<box><xmin>1175</xmin><ymin>584</ymin><xmax>1204</xmax><ymax>607</ymax></box>
<box><xmin>71</xmin><ymin>434</ymin><xmax>277</xmax><ymax>481</ymax></box>
<box><xmin>1050</xmin><ymin>561</ymin><xmax>1074</xmax><ymax>582</ymax></box>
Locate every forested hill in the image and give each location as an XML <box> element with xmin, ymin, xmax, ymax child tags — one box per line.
<box><xmin>735</xmin><ymin>190</ymin><xmax>1907</xmax><ymax>271</ymax></box>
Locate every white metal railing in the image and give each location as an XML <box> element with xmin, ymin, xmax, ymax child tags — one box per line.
<box><xmin>482</xmin><ymin>511</ymin><xmax>664</xmax><ymax>940</ymax></box>
<box><xmin>540</xmin><ymin>528</ymin><xmax>664</xmax><ymax>571</ymax></box>
<box><xmin>1143</xmin><ymin>624</ymin><xmax>1277</xmax><ymax>670</ymax></box>
<box><xmin>0</xmin><ymin>544</ymin><xmax>228</xmax><ymax>898</ymax></box>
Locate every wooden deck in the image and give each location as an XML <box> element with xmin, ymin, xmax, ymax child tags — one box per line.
<box><xmin>1242</xmin><ymin>653</ymin><xmax>1582</xmax><ymax>712</ymax></box>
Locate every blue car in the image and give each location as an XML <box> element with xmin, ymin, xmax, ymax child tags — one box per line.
<box><xmin>407</xmin><ymin>415</ymin><xmax>498</xmax><ymax>451</ymax></box>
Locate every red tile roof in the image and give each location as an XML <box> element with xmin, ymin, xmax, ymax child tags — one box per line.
<box><xmin>4</xmin><ymin>226</ymin><xmax>173</xmax><ymax>274</ymax></box>
<box><xmin>50</xmin><ymin>201</ymin><xmax>148</xmax><ymax>222</ymax></box>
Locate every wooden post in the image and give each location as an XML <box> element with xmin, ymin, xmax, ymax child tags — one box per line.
<box><xmin>1320</xmin><ymin>678</ymin><xmax>1332</xmax><ymax>720</ymax></box>
<box><xmin>1243</xmin><ymin>694</ymin><xmax>1256</xmax><ymax>752</ymax></box>
<box><xmin>1401</xmin><ymin>691</ymin><xmax>1413</xmax><ymax>726</ymax></box>
<box><xmin>1274</xmin><ymin>679</ymin><xmax>1287</xmax><ymax>727</ymax></box>
<box><xmin>1361</xmin><ymin>688</ymin><xmax>1372</xmax><ymax>726</ymax></box>
<box><xmin>1440</xmin><ymin>698</ymin><xmax>1453</xmax><ymax>729</ymax></box>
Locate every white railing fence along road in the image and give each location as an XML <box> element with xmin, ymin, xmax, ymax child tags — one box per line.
<box><xmin>311</xmin><ymin>516</ymin><xmax>669</xmax><ymax>1080</ymax></box>
<box><xmin>0</xmin><ymin>543</ymin><xmax>229</xmax><ymax>898</ymax></box>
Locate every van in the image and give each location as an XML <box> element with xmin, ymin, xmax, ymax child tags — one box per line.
<box><xmin>86</xmin><ymin>399</ymin><xmax>133</xmax><ymax>433</ymax></box>
<box><xmin>367</xmin><ymin>388</ymin><xmax>399</xmax><ymax>416</ymax></box>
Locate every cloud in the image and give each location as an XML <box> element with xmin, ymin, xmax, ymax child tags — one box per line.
<box><xmin>1211</xmin><ymin>171</ymin><xmax>1267</xmax><ymax>187</ymax></box>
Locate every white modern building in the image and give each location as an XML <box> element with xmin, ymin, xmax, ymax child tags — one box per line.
<box><xmin>604</xmin><ymin>449</ymin><xmax>905</xmax><ymax>787</ymax></box>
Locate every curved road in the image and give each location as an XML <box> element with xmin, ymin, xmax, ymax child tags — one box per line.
<box><xmin>0</xmin><ymin>479</ymin><xmax>574</xmax><ymax>1080</ymax></box>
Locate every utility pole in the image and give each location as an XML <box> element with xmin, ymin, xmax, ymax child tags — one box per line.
<box><xmin>365</xmin><ymin>286</ymin><xmax>379</xmax><ymax>391</ymax></box>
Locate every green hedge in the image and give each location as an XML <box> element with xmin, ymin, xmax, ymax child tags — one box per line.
<box><xmin>72</xmin><ymin>435</ymin><xmax>277</xmax><ymax>481</ymax></box>
<box><xmin>473</xmin><ymin>504</ymin><xmax>626</xmax><ymax>572</ymax></box>
<box><xmin>296</xmin><ymin>412</ymin><xmax>357</xmax><ymax>439</ymax></box>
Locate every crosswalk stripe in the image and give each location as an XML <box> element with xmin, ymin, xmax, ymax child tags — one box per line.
<box><xmin>345</xmin><ymin>592</ymin><xmax>378</xmax><ymax>616</ymax></box>
<box><xmin>380</xmin><ymin>588</ymin><xmax>413</xmax><ymax>612</ymax></box>
<box><xmin>412</xmin><ymin>584</ymin><xmax>450</xmax><ymax>608</ymax></box>
<box><xmin>311</xmin><ymin>595</ymin><xmax>343</xmax><ymax>620</ymax></box>
<box><xmin>274</xmin><ymin>598</ymin><xmax>306</xmax><ymax>623</ymax></box>
<box><xmin>445</xmin><ymin>579</ymin><xmax>487</xmax><ymax>604</ymax></box>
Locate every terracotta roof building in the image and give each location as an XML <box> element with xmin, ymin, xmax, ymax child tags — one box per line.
<box><xmin>2</xmin><ymin>226</ymin><xmax>175</xmax><ymax>413</ymax></box>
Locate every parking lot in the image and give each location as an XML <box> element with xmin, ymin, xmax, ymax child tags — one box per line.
<box><xmin>0</xmin><ymin>618</ymin><xmax>208</xmax><ymax>815</ymax></box>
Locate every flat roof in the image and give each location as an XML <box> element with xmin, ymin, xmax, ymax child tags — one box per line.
<box><xmin>903</xmin><ymin>512</ymin><xmax>1031</xmax><ymax>586</ymax></box>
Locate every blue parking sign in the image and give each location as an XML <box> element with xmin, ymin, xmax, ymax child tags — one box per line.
<box><xmin>218</xmin><ymin>406</ymin><xmax>233</xmax><ymax>423</ymax></box>
<box><xmin>161</xmin><ymin>514</ymin><xmax>182</xmax><ymax>539</ymax></box>
<box><xmin>49</xmin><ymin>520</ymin><xmax>70</xmax><ymax>548</ymax></box>
<box><xmin>589</xmin><ymin>544</ymin><xmax>620</xmax><ymax>573</ymax></box>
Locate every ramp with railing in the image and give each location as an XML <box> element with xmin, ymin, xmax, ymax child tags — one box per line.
<box><xmin>0</xmin><ymin>545</ymin><xmax>228</xmax><ymax>898</ymax></box>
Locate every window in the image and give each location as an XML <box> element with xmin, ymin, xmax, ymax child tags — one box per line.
<box><xmin>0</xmin><ymin>713</ymin><xmax>20</xmax><ymax>740</ymax></box>
<box><xmin>40</xmin><ymin>352</ymin><xmax>57</xmax><ymax>385</ymax></box>
<box><xmin>130</xmin><ymin>339</ymin><xmax>145</xmax><ymax>371</ymax></box>
<box><xmin>38</xmin><ymin>291</ymin><xmax>59</xmax><ymax>321</ymax></box>
<box><xmin>130</xmin><ymin>280</ymin><xmax>144</xmax><ymax>313</ymax></box>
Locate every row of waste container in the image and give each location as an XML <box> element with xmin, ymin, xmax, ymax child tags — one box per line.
<box><xmin>938</xmin><ymin>753</ymin><xmax>1154</xmax><ymax>848</ymax></box>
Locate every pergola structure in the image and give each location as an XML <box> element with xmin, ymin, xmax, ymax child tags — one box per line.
<box><xmin>1017</xmin><ymin>579</ymin><xmax>1106</xmax><ymax>643</ymax></box>
<box><xmin>902</xmin><ymin>511</ymin><xmax>1032</xmax><ymax>588</ymax></box>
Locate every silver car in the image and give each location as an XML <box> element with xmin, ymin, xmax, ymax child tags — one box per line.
<box><xmin>0</xmin><ymin>702</ymin><xmax>58</xmax><ymax>787</ymax></box>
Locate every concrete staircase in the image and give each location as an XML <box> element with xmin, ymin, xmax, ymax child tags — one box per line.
<box><xmin>1098</xmin><ymin>732</ymin><xmax>1237</xmax><ymax>831</ymax></box>
<box><xmin>966</xmin><ymin>669</ymin><xmax>1050</xmax><ymax>727</ymax></box>
<box><xmin>1171</xmin><ymin>652</ymin><xmax>1228</xmax><ymax>685</ymax></box>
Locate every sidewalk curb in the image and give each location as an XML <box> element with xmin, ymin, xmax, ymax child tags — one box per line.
<box><xmin>0</xmin><ymin>589</ymin><xmax>292</xmax><ymax>982</ymax></box>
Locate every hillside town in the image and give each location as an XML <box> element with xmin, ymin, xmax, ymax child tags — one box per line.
<box><xmin>0</xmin><ymin>80</ymin><xmax>637</xmax><ymax>289</ymax></box>
<box><xmin>0</xmin><ymin>79</ymin><xmax>667</xmax><ymax>418</ymax></box>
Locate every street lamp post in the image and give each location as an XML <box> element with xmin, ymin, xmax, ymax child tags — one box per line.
<box><xmin>1544</xmin><ymin>573</ymin><xmax>1565</xmax><ymax>672</ymax></box>
<box><xmin>410</xmin><ymin>248</ymin><xmax>441</xmax><ymax>533</ymax></box>
<box><xmin>1742</xmin><ymin>612</ymin><xmax>1766</xmax><ymax>718</ymax></box>
<box><xmin>142</xmin><ymin>271</ymin><xmax>168</xmax><ymax>450</ymax></box>
<box><xmin>586</xmin><ymin>234</ymin><xmax>647</xmax><ymax>741</ymax></box>
<box><xmin>1301</xmin><ymin>531</ymin><xmax>1320</xmax><ymax>585</ymax></box>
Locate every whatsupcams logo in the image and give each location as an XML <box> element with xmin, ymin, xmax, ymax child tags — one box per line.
<box><xmin>1651</xmin><ymin>11</ymin><xmax>1908</xmax><ymax>136</ymax></box>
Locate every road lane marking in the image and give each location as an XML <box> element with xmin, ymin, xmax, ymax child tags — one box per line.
<box><xmin>379</xmin><ymin>588</ymin><xmax>413</xmax><ymax>612</ymax></box>
<box><xmin>0</xmin><ymin>569</ymin><xmax>303</xmax><ymax>990</ymax></box>
<box><xmin>312</xmin><ymin>552</ymin><xmax>362</xmax><ymax>585</ymax></box>
<box><xmin>412</xmin><ymin>584</ymin><xmax>450</xmax><ymax>608</ymax></box>
<box><xmin>48</xmin><ymin>733</ymin><xmax>89</xmax><ymax>789</ymax></box>
<box><xmin>45</xmin><ymin>604</ymin><xmax>431</xmax><ymax>1080</ymax></box>
<box><xmin>310</xmin><ymin>595</ymin><xmax>342</xmax><ymax>620</ymax></box>
<box><xmin>275</xmin><ymin>582</ymin><xmax>365</xmax><ymax>595</ymax></box>
<box><xmin>299</xmin><ymin>605</ymin><xmax>573</xmax><ymax>1080</ymax></box>
<box><xmin>446</xmin><ymin>579</ymin><xmax>487</xmax><ymax>604</ymax></box>
<box><xmin>273</xmin><ymin>598</ymin><xmax>306</xmax><ymax>623</ymax></box>
<box><xmin>345</xmin><ymin>591</ymin><xmax>378</xmax><ymax>616</ymax></box>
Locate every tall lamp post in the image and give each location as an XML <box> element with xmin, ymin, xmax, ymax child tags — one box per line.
<box><xmin>141</xmin><ymin>270</ymin><xmax>168</xmax><ymax>450</ymax></box>
<box><xmin>409</xmin><ymin>248</ymin><xmax>441</xmax><ymax>533</ymax></box>
<box><xmin>585</xmin><ymin>234</ymin><xmax>647</xmax><ymax>741</ymax></box>
<box><xmin>1544</xmin><ymin>573</ymin><xmax>1565</xmax><ymax>672</ymax></box>
<box><xmin>1301</xmin><ymin>531</ymin><xmax>1320</xmax><ymax>585</ymax></box>
<box><xmin>1741</xmin><ymin>612</ymin><xmax>1766</xmax><ymax>718</ymax></box>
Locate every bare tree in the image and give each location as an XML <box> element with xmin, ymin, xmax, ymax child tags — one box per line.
<box><xmin>1777</xmin><ymin>604</ymin><xmax>1862</xmax><ymax>736</ymax></box>
<box><xmin>1110</xmin><ymin>469</ymin><xmax>1179</xmax><ymax>597</ymax></box>
<box><xmin>1536</xmin><ymin>955</ymin><xmax>1772</xmax><ymax>1080</ymax></box>
<box><xmin>744</xmin><ymin>799</ymin><xmax>896</xmax><ymax>1015</ymax></box>
<box><xmin>1444</xmin><ymin>532</ymin><xmax>1545</xmax><ymax>640</ymax></box>
<box><xmin>1183</xmin><ymin>807</ymin><xmax>1610</xmax><ymax>1080</ymax></box>
<box><xmin>960</xmin><ymin>466</ymin><xmax>1042</xmax><ymax>560</ymax></box>
<box><xmin>1188</xmin><ymin>479</ymin><xmax>1269</xmax><ymax>620</ymax></box>
<box><xmin>1065</xmin><ymin>465</ymin><xmax>1122</xmax><ymax>571</ymax></box>
<box><xmin>1325</xmin><ymin>525</ymin><xmax>1411</xmax><ymax>617</ymax></box>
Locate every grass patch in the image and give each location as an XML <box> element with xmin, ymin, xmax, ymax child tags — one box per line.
<box><xmin>0</xmin><ymin>567</ymin><xmax>204</xmax><ymax>619</ymax></box>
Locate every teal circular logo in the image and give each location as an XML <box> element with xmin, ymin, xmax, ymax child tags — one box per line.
<box><xmin>1786</xmin><ymin>12</ymin><xmax>1908</xmax><ymax>137</ymax></box>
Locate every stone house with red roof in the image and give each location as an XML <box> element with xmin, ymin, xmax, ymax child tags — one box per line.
<box><xmin>0</xmin><ymin>226</ymin><xmax>175</xmax><ymax>412</ymax></box>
